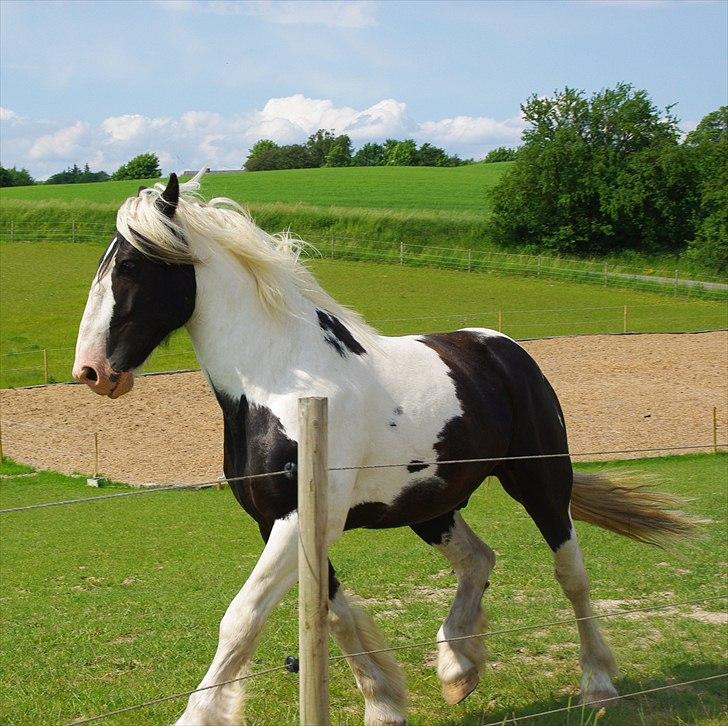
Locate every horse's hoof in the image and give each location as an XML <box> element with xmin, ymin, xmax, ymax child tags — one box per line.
<box><xmin>442</xmin><ymin>669</ymin><xmax>479</xmax><ymax>705</ymax></box>
<box><xmin>581</xmin><ymin>686</ymin><xmax>619</xmax><ymax>708</ymax></box>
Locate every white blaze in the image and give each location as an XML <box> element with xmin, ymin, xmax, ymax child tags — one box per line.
<box><xmin>72</xmin><ymin>239</ymin><xmax>117</xmax><ymax>376</ymax></box>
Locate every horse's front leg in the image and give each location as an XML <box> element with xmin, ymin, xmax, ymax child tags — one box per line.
<box><xmin>176</xmin><ymin>513</ymin><xmax>299</xmax><ymax>726</ymax></box>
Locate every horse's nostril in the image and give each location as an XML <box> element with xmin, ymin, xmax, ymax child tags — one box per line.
<box><xmin>81</xmin><ymin>366</ymin><xmax>98</xmax><ymax>382</ymax></box>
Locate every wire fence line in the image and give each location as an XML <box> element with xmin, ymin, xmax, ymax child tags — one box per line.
<box><xmin>2</xmin><ymin>442</ymin><xmax>725</xmax><ymax>515</ymax></box>
<box><xmin>64</xmin><ymin>593</ymin><xmax>727</xmax><ymax>725</ymax></box>
<box><xmin>479</xmin><ymin>673</ymin><xmax>728</xmax><ymax>726</ymax></box>
<box><xmin>0</xmin><ymin>469</ymin><xmax>290</xmax><ymax>514</ymax></box>
<box><xmin>3</xmin><ymin>223</ymin><xmax>727</xmax><ymax>295</ymax></box>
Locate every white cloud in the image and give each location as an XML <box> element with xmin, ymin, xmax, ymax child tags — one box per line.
<box><xmin>101</xmin><ymin>114</ymin><xmax>172</xmax><ymax>142</ymax></box>
<box><xmin>157</xmin><ymin>0</ymin><xmax>378</xmax><ymax>27</ymax></box>
<box><xmin>418</xmin><ymin>114</ymin><xmax>525</xmax><ymax>146</ymax></box>
<box><xmin>1</xmin><ymin>95</ymin><xmax>524</xmax><ymax>178</ymax></box>
<box><xmin>28</xmin><ymin>121</ymin><xmax>90</xmax><ymax>160</ymax></box>
<box><xmin>0</xmin><ymin>107</ymin><xmax>20</xmax><ymax>123</ymax></box>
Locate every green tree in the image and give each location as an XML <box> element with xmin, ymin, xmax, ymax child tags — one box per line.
<box><xmin>352</xmin><ymin>142</ymin><xmax>385</xmax><ymax>166</ymax></box>
<box><xmin>0</xmin><ymin>166</ymin><xmax>35</xmax><ymax>187</ymax></box>
<box><xmin>483</xmin><ymin>146</ymin><xmax>518</xmax><ymax>163</ymax></box>
<box><xmin>684</xmin><ymin>107</ymin><xmax>728</xmax><ymax>272</ymax></box>
<box><xmin>306</xmin><ymin>129</ymin><xmax>336</xmax><ymax>167</ymax></box>
<box><xmin>413</xmin><ymin>143</ymin><xmax>448</xmax><ymax>166</ymax></box>
<box><xmin>243</xmin><ymin>140</ymin><xmax>279</xmax><ymax>170</ymax></box>
<box><xmin>385</xmin><ymin>139</ymin><xmax>417</xmax><ymax>166</ymax></box>
<box><xmin>489</xmin><ymin>84</ymin><xmax>695</xmax><ymax>254</ymax></box>
<box><xmin>112</xmin><ymin>153</ymin><xmax>161</xmax><ymax>181</ymax></box>
<box><xmin>324</xmin><ymin>136</ymin><xmax>352</xmax><ymax>167</ymax></box>
<box><xmin>46</xmin><ymin>163</ymin><xmax>110</xmax><ymax>184</ymax></box>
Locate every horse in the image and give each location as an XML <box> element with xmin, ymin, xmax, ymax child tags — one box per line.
<box><xmin>72</xmin><ymin>172</ymin><xmax>693</xmax><ymax>725</ymax></box>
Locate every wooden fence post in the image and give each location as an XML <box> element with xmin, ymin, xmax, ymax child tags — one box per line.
<box><xmin>10</xmin><ymin>221</ymin><xmax>14</xmax><ymax>243</ymax></box>
<box><xmin>467</xmin><ymin>249</ymin><xmax>472</xmax><ymax>272</ymax></box>
<box><xmin>623</xmin><ymin>305</ymin><xmax>628</xmax><ymax>334</ymax></box>
<box><xmin>72</xmin><ymin>222</ymin><xmax>76</xmax><ymax>243</ymax></box>
<box><xmin>43</xmin><ymin>349</ymin><xmax>49</xmax><ymax>384</ymax></box>
<box><xmin>0</xmin><ymin>420</ymin><xmax>4</xmax><ymax>462</ymax></box>
<box><xmin>94</xmin><ymin>432</ymin><xmax>99</xmax><ymax>477</ymax></box>
<box><xmin>399</xmin><ymin>241</ymin><xmax>404</xmax><ymax>266</ymax></box>
<box><xmin>298</xmin><ymin>397</ymin><xmax>330</xmax><ymax>726</ymax></box>
<box><xmin>714</xmin><ymin>407</ymin><xmax>718</xmax><ymax>453</ymax></box>
<box><xmin>604</xmin><ymin>263</ymin><xmax>608</xmax><ymax>287</ymax></box>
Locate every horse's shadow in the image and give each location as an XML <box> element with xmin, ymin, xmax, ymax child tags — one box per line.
<box><xmin>425</xmin><ymin>661</ymin><xmax>726</xmax><ymax>725</ymax></box>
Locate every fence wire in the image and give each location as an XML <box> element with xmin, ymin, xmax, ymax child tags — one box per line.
<box><xmin>1</xmin><ymin>442</ymin><xmax>725</xmax><ymax>515</ymax></box>
<box><xmin>479</xmin><ymin>673</ymin><xmax>727</xmax><ymax>725</ymax></box>
<box><xmin>65</xmin><ymin>592</ymin><xmax>727</xmax><ymax>725</ymax></box>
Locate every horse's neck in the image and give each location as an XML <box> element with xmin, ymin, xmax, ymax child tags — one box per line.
<box><xmin>184</xmin><ymin>244</ymin><xmax>309</xmax><ymax>401</ymax></box>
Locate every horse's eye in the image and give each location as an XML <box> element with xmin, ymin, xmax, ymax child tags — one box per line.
<box><xmin>117</xmin><ymin>259</ymin><xmax>137</xmax><ymax>274</ymax></box>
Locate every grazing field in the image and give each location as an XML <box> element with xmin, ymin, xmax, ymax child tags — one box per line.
<box><xmin>1</xmin><ymin>242</ymin><xmax>726</xmax><ymax>388</ymax></box>
<box><xmin>1</xmin><ymin>454</ymin><xmax>725</xmax><ymax>725</ymax></box>
<box><xmin>0</xmin><ymin>164</ymin><xmax>509</xmax><ymax>213</ymax></box>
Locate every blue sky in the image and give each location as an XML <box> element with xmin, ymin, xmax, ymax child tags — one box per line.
<box><xmin>1</xmin><ymin>0</ymin><xmax>726</xmax><ymax>177</ymax></box>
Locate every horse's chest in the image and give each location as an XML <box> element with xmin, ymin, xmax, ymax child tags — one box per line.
<box><xmin>215</xmin><ymin>388</ymin><xmax>298</xmax><ymax>528</ymax></box>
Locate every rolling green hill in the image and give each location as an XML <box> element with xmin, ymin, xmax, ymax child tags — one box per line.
<box><xmin>0</xmin><ymin>163</ymin><xmax>510</xmax><ymax>214</ymax></box>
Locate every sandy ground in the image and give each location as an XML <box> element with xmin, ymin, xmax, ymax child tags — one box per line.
<box><xmin>1</xmin><ymin>332</ymin><xmax>726</xmax><ymax>485</ymax></box>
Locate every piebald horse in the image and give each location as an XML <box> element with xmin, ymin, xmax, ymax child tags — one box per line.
<box><xmin>73</xmin><ymin>172</ymin><xmax>692</xmax><ymax>725</ymax></box>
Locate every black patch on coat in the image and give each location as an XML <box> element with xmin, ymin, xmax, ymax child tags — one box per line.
<box><xmin>341</xmin><ymin>331</ymin><xmax>574</xmax><ymax>551</ymax></box>
<box><xmin>407</xmin><ymin>460</ymin><xmax>428</xmax><ymax>473</ymax></box>
<box><xmin>212</xmin><ymin>385</ymin><xmax>298</xmax><ymax>535</ymax></box>
<box><xmin>316</xmin><ymin>309</ymin><xmax>366</xmax><ymax>357</ymax></box>
<box><xmin>105</xmin><ymin>234</ymin><xmax>196</xmax><ymax>373</ymax></box>
<box><xmin>421</xmin><ymin>332</ymin><xmax>574</xmax><ymax>552</ymax></box>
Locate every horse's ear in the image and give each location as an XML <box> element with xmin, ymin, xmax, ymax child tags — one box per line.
<box><xmin>156</xmin><ymin>173</ymin><xmax>179</xmax><ymax>218</ymax></box>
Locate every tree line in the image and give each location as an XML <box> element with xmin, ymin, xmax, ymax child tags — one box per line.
<box><xmin>488</xmin><ymin>84</ymin><xmax>726</xmax><ymax>272</ymax></box>
<box><xmin>244</xmin><ymin>129</ymin><xmax>471</xmax><ymax>171</ymax></box>
<box><xmin>0</xmin><ymin>152</ymin><xmax>162</xmax><ymax>187</ymax></box>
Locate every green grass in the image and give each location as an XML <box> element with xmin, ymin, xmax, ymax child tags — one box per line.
<box><xmin>1</xmin><ymin>454</ymin><xmax>726</xmax><ymax>724</ymax></box>
<box><xmin>1</xmin><ymin>242</ymin><xmax>726</xmax><ymax>388</ymax></box>
<box><xmin>0</xmin><ymin>165</ymin><xmax>509</xmax><ymax>213</ymax></box>
<box><xmin>2</xmin><ymin>165</ymin><xmax>724</xmax><ymax>282</ymax></box>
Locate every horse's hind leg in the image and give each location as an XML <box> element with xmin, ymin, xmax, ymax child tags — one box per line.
<box><xmin>328</xmin><ymin>565</ymin><xmax>407</xmax><ymax>726</ymax></box>
<box><xmin>498</xmin><ymin>461</ymin><xmax>618</xmax><ymax>705</ymax></box>
<box><xmin>411</xmin><ymin>510</ymin><xmax>495</xmax><ymax>705</ymax></box>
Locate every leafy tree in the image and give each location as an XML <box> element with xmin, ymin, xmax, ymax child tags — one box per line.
<box><xmin>489</xmin><ymin>84</ymin><xmax>696</xmax><ymax>254</ymax></box>
<box><xmin>483</xmin><ymin>146</ymin><xmax>518</xmax><ymax>163</ymax></box>
<box><xmin>413</xmin><ymin>143</ymin><xmax>448</xmax><ymax>167</ymax></box>
<box><xmin>112</xmin><ymin>153</ymin><xmax>161</xmax><ymax>181</ymax></box>
<box><xmin>684</xmin><ymin>106</ymin><xmax>728</xmax><ymax>272</ymax></box>
<box><xmin>306</xmin><ymin>129</ymin><xmax>338</xmax><ymax>167</ymax></box>
<box><xmin>245</xmin><ymin>144</ymin><xmax>316</xmax><ymax>171</ymax></box>
<box><xmin>324</xmin><ymin>136</ymin><xmax>352</xmax><ymax>167</ymax></box>
<box><xmin>46</xmin><ymin>163</ymin><xmax>110</xmax><ymax>184</ymax></box>
<box><xmin>385</xmin><ymin>139</ymin><xmax>417</xmax><ymax>166</ymax></box>
<box><xmin>0</xmin><ymin>165</ymin><xmax>35</xmax><ymax>187</ymax></box>
<box><xmin>243</xmin><ymin>140</ymin><xmax>279</xmax><ymax>170</ymax></box>
<box><xmin>352</xmin><ymin>142</ymin><xmax>385</xmax><ymax>166</ymax></box>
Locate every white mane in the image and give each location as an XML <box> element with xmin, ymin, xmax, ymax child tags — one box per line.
<box><xmin>115</xmin><ymin>170</ymin><xmax>376</xmax><ymax>340</ymax></box>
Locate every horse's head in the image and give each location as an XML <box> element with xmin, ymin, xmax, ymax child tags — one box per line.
<box><xmin>73</xmin><ymin>174</ymin><xmax>197</xmax><ymax>398</ymax></box>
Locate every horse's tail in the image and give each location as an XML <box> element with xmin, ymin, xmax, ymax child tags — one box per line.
<box><xmin>570</xmin><ymin>471</ymin><xmax>700</xmax><ymax>547</ymax></box>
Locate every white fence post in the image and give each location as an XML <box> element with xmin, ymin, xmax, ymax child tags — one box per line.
<box><xmin>297</xmin><ymin>396</ymin><xmax>330</xmax><ymax>726</ymax></box>
<box><xmin>399</xmin><ymin>241</ymin><xmax>404</xmax><ymax>266</ymax></box>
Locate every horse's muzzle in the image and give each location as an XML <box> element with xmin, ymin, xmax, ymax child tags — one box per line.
<box><xmin>73</xmin><ymin>360</ymin><xmax>134</xmax><ymax>398</ymax></box>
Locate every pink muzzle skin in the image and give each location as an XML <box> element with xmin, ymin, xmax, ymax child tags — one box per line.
<box><xmin>73</xmin><ymin>358</ymin><xmax>135</xmax><ymax>399</ymax></box>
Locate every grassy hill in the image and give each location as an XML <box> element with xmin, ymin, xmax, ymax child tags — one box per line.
<box><xmin>0</xmin><ymin>164</ymin><xmax>509</xmax><ymax>214</ymax></box>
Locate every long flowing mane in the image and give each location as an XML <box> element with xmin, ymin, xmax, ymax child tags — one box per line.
<box><xmin>115</xmin><ymin>169</ymin><xmax>376</xmax><ymax>340</ymax></box>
